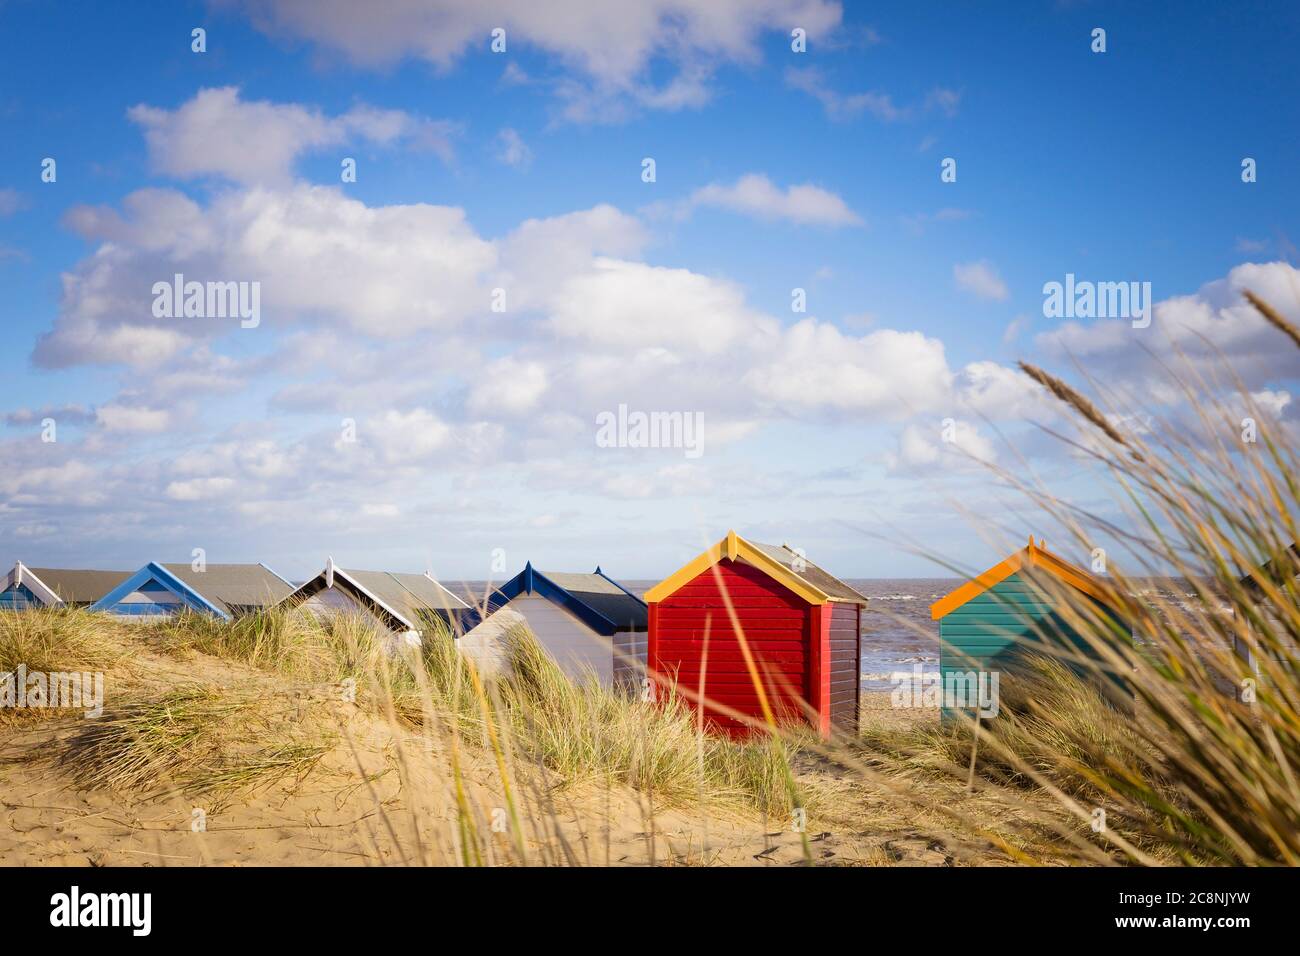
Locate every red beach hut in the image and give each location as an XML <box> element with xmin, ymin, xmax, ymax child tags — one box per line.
<box><xmin>644</xmin><ymin>530</ymin><xmax>868</xmax><ymax>737</ymax></box>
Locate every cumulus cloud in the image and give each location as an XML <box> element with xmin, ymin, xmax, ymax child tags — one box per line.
<box><xmin>128</xmin><ymin>87</ymin><xmax>455</xmax><ymax>186</ymax></box>
<box><xmin>11</xmin><ymin>91</ymin><xmax>1067</xmax><ymax>564</ymax></box>
<box><xmin>226</xmin><ymin>0</ymin><xmax>842</xmax><ymax>121</ymax></box>
<box><xmin>1036</xmin><ymin>261</ymin><xmax>1300</xmax><ymax>388</ymax></box>
<box><xmin>547</xmin><ymin>258</ymin><xmax>776</xmax><ymax>355</ymax></box>
<box><xmin>954</xmin><ymin>260</ymin><xmax>1009</xmax><ymax>301</ymax></box>
<box><xmin>673</xmin><ymin>173</ymin><xmax>861</xmax><ymax>226</ymax></box>
<box><xmin>745</xmin><ymin>322</ymin><xmax>952</xmax><ymax>417</ymax></box>
<box><xmin>956</xmin><ymin>361</ymin><xmax>1049</xmax><ymax>420</ymax></box>
<box><xmin>885</xmin><ymin>419</ymin><xmax>998</xmax><ymax>476</ymax></box>
<box><xmin>36</xmin><ymin>183</ymin><xmax>497</xmax><ymax>367</ymax></box>
<box><xmin>467</xmin><ymin>357</ymin><xmax>549</xmax><ymax>415</ymax></box>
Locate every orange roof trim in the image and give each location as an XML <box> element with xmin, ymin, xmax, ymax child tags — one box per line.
<box><xmin>930</xmin><ymin>536</ymin><xmax>1115</xmax><ymax>620</ymax></box>
<box><xmin>644</xmin><ymin>530</ymin><xmax>833</xmax><ymax>605</ymax></box>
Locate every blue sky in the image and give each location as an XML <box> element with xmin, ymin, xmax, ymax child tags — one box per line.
<box><xmin>1</xmin><ymin>0</ymin><xmax>1298</xmax><ymax>582</ymax></box>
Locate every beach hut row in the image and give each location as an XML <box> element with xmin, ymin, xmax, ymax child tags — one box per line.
<box><xmin>1</xmin><ymin>531</ymin><xmax>1176</xmax><ymax>737</ymax></box>
<box><xmin>0</xmin><ymin>555</ymin><xmax>651</xmax><ymax>686</ymax></box>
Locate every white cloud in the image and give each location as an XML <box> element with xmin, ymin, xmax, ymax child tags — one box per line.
<box><xmin>1036</xmin><ymin>261</ymin><xmax>1300</xmax><ymax>387</ymax></box>
<box><xmin>954</xmin><ymin>260</ymin><xmax>1009</xmax><ymax>301</ymax></box>
<box><xmin>745</xmin><ymin>322</ymin><xmax>953</xmax><ymax>417</ymax></box>
<box><xmin>0</xmin><ymin>460</ymin><xmax>99</xmax><ymax>500</ymax></box>
<box><xmin>957</xmin><ymin>360</ymin><xmax>1049</xmax><ymax>420</ymax></box>
<box><xmin>785</xmin><ymin>66</ymin><xmax>903</xmax><ymax>121</ymax></box>
<box><xmin>165</xmin><ymin>476</ymin><xmax>237</xmax><ymax>500</ymax></box>
<box><xmin>1249</xmin><ymin>389</ymin><xmax>1292</xmax><ymax>418</ymax></box>
<box><xmin>677</xmin><ymin>173</ymin><xmax>861</xmax><ymax>226</ymax></box>
<box><xmin>784</xmin><ymin>72</ymin><xmax>962</xmax><ymax>124</ymax></box>
<box><xmin>37</xmin><ymin>183</ymin><xmax>497</xmax><ymax>367</ymax></box>
<box><xmin>468</xmin><ymin>357</ymin><xmax>549</xmax><ymax>415</ymax></box>
<box><xmin>14</xmin><ymin>95</ymin><xmax>1068</xmax><ymax>563</ymax></box>
<box><xmin>1002</xmin><ymin>314</ymin><xmax>1030</xmax><ymax>345</ymax></box>
<box><xmin>95</xmin><ymin>404</ymin><xmax>173</xmax><ymax>433</ymax></box>
<box><xmin>360</xmin><ymin>409</ymin><xmax>454</xmax><ymax>465</ymax></box>
<box><xmin>547</xmin><ymin>257</ymin><xmax>775</xmax><ymax>355</ymax></box>
<box><xmin>494</xmin><ymin>127</ymin><xmax>532</xmax><ymax>168</ymax></box>
<box><xmin>900</xmin><ymin>207</ymin><xmax>971</xmax><ymax>235</ymax></box>
<box><xmin>925</xmin><ymin>87</ymin><xmax>962</xmax><ymax>117</ymax></box>
<box><xmin>498</xmin><ymin>204</ymin><xmax>649</xmax><ymax>311</ymax></box>
<box><xmin>128</xmin><ymin>87</ymin><xmax>455</xmax><ymax>186</ymax></box>
<box><xmin>885</xmin><ymin>420</ymin><xmax>998</xmax><ymax>476</ymax></box>
<box><xmin>5</xmin><ymin>404</ymin><xmax>96</xmax><ymax>427</ymax></box>
<box><xmin>227</xmin><ymin>0</ymin><xmax>843</xmax><ymax>120</ymax></box>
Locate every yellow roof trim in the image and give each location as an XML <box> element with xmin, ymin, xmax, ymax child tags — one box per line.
<box><xmin>644</xmin><ymin>530</ymin><xmax>831</xmax><ymax>605</ymax></box>
<box><xmin>930</xmin><ymin>536</ymin><xmax>1114</xmax><ymax>620</ymax></box>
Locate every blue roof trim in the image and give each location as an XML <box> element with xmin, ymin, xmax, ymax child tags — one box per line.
<box><xmin>490</xmin><ymin>561</ymin><xmax>626</xmax><ymax>636</ymax></box>
<box><xmin>89</xmin><ymin>562</ymin><xmax>232</xmax><ymax>620</ymax></box>
<box><xmin>594</xmin><ymin>566</ymin><xmax>645</xmax><ymax>603</ymax></box>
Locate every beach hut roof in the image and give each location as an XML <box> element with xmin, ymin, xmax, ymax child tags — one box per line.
<box><xmin>5</xmin><ymin>562</ymin><xmax>131</xmax><ymax>605</ymax></box>
<box><xmin>160</xmin><ymin>563</ymin><xmax>294</xmax><ymax>615</ymax></box>
<box><xmin>1237</xmin><ymin>541</ymin><xmax>1299</xmax><ymax>599</ymax></box>
<box><xmin>90</xmin><ymin>562</ymin><xmax>293</xmax><ymax>619</ymax></box>
<box><xmin>930</xmin><ymin>537</ymin><xmax>1112</xmax><ymax>620</ymax></box>
<box><xmin>643</xmin><ymin>530</ymin><xmax>868</xmax><ymax>606</ymax></box>
<box><xmin>491</xmin><ymin>564</ymin><xmax>647</xmax><ymax>634</ymax></box>
<box><xmin>279</xmin><ymin>559</ymin><xmax>470</xmax><ymax>633</ymax></box>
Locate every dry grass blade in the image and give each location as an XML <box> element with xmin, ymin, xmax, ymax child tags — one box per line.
<box><xmin>1244</xmin><ymin>288</ymin><xmax>1300</xmax><ymax>350</ymax></box>
<box><xmin>1018</xmin><ymin>361</ymin><xmax>1139</xmax><ymax>458</ymax></box>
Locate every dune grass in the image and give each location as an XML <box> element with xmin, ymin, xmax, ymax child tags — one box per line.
<box><xmin>0</xmin><ymin>606</ymin><xmax>126</xmax><ymax>674</ymax></box>
<box><xmin>139</xmin><ymin>606</ymin><xmax>808</xmax><ymax>818</ymax></box>
<box><xmin>52</xmin><ymin>685</ymin><xmax>334</xmax><ymax>809</ymax></box>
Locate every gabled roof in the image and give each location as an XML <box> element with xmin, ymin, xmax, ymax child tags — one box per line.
<box><xmin>643</xmin><ymin>530</ymin><xmax>868</xmax><ymax>606</ymax></box>
<box><xmin>4</xmin><ymin>562</ymin><xmax>62</xmax><ymax>606</ymax></box>
<box><xmin>1239</xmin><ymin>541</ymin><xmax>1299</xmax><ymax>600</ymax></box>
<box><xmin>278</xmin><ymin>559</ymin><xmax>470</xmax><ymax>633</ymax></box>
<box><xmin>5</xmin><ymin>563</ymin><xmax>133</xmax><ymax>607</ymax></box>
<box><xmin>90</xmin><ymin>562</ymin><xmax>235</xmax><ymax>619</ymax></box>
<box><xmin>160</xmin><ymin>563</ymin><xmax>293</xmax><ymax>615</ymax></box>
<box><xmin>930</xmin><ymin>537</ymin><xmax>1114</xmax><ymax>620</ymax></box>
<box><xmin>491</xmin><ymin>563</ymin><xmax>647</xmax><ymax>634</ymax></box>
<box><xmin>26</xmin><ymin>566</ymin><xmax>132</xmax><ymax>604</ymax></box>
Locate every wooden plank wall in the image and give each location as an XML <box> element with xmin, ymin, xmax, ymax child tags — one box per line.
<box><xmin>828</xmin><ymin>601</ymin><xmax>860</xmax><ymax>733</ymax></box>
<box><xmin>653</xmin><ymin>559</ymin><xmax>810</xmax><ymax>734</ymax></box>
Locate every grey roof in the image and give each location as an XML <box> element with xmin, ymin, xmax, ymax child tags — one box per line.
<box><xmin>342</xmin><ymin>569</ymin><xmax>471</xmax><ymax>625</ymax></box>
<box><xmin>750</xmin><ymin>542</ymin><xmax>869</xmax><ymax>605</ymax></box>
<box><xmin>543</xmin><ymin>571</ymin><xmax>648</xmax><ymax>631</ymax></box>
<box><xmin>1239</xmin><ymin>542</ymin><xmax>1300</xmax><ymax>599</ymax></box>
<box><xmin>27</xmin><ymin>568</ymin><xmax>131</xmax><ymax>604</ymax></box>
<box><xmin>162</xmin><ymin>563</ymin><xmax>294</xmax><ymax>615</ymax></box>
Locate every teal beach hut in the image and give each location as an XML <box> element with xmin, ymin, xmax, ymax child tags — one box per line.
<box><xmin>929</xmin><ymin>537</ymin><xmax>1130</xmax><ymax>717</ymax></box>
